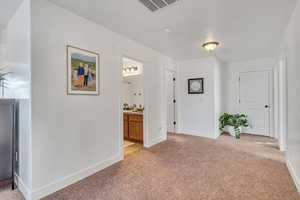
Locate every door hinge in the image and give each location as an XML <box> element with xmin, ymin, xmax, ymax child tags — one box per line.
<box><xmin>173</xmin><ymin>99</ymin><xmax>176</xmax><ymax>103</ymax></box>
<box><xmin>239</xmin><ymin>99</ymin><xmax>241</xmax><ymax>103</ymax></box>
<box><xmin>173</xmin><ymin>121</ymin><xmax>176</xmax><ymax>125</ymax></box>
<box><xmin>239</xmin><ymin>77</ymin><xmax>241</xmax><ymax>82</ymax></box>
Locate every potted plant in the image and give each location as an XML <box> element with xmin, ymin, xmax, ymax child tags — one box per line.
<box><xmin>219</xmin><ymin>113</ymin><xmax>249</xmax><ymax>139</ymax></box>
<box><xmin>0</xmin><ymin>68</ymin><xmax>9</xmax><ymax>97</ymax></box>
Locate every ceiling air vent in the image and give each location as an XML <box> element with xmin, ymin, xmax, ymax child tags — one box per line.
<box><xmin>139</xmin><ymin>0</ymin><xmax>178</xmax><ymax>12</ymax></box>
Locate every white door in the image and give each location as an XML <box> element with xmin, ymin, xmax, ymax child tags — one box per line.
<box><xmin>166</xmin><ymin>70</ymin><xmax>175</xmax><ymax>133</ymax></box>
<box><xmin>238</xmin><ymin>71</ymin><xmax>271</xmax><ymax>136</ymax></box>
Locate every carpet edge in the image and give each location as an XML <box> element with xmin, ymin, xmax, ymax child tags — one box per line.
<box><xmin>286</xmin><ymin>158</ymin><xmax>300</xmax><ymax>195</ymax></box>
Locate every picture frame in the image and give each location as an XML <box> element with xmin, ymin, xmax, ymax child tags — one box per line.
<box><xmin>67</xmin><ymin>45</ymin><xmax>100</xmax><ymax>95</ymax></box>
<box><xmin>188</xmin><ymin>78</ymin><xmax>204</xmax><ymax>94</ymax></box>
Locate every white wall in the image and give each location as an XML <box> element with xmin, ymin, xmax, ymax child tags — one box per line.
<box><xmin>122</xmin><ymin>79</ymin><xmax>131</xmax><ymax>105</ymax></box>
<box><xmin>281</xmin><ymin>0</ymin><xmax>300</xmax><ymax>193</ymax></box>
<box><xmin>214</xmin><ymin>60</ymin><xmax>222</xmax><ymax>138</ymax></box>
<box><xmin>177</xmin><ymin>57</ymin><xmax>221</xmax><ymax>139</ymax></box>
<box><xmin>0</xmin><ymin>31</ymin><xmax>4</xmax><ymax>96</ymax></box>
<box><xmin>123</xmin><ymin>75</ymin><xmax>144</xmax><ymax>106</ymax></box>
<box><xmin>3</xmin><ymin>0</ymin><xmax>31</xmax><ymax>99</ymax></box>
<box><xmin>1</xmin><ymin>0</ymin><xmax>32</xmax><ymax>196</ymax></box>
<box><xmin>0</xmin><ymin>31</ymin><xmax>4</xmax><ymax>66</ymax></box>
<box><xmin>223</xmin><ymin>57</ymin><xmax>277</xmax><ymax>113</ymax></box>
<box><xmin>30</xmin><ymin>0</ymin><xmax>175</xmax><ymax>199</ymax></box>
<box><xmin>275</xmin><ymin>58</ymin><xmax>287</xmax><ymax>150</ymax></box>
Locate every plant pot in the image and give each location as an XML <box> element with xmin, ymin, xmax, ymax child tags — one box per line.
<box><xmin>228</xmin><ymin>126</ymin><xmax>242</xmax><ymax>139</ymax></box>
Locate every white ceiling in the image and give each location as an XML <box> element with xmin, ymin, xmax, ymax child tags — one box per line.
<box><xmin>0</xmin><ymin>0</ymin><xmax>23</xmax><ymax>29</ymax></box>
<box><xmin>50</xmin><ymin>0</ymin><xmax>298</xmax><ymax>62</ymax></box>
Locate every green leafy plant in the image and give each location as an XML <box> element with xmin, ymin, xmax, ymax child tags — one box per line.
<box><xmin>0</xmin><ymin>69</ymin><xmax>7</xmax><ymax>82</ymax></box>
<box><xmin>219</xmin><ymin>113</ymin><xmax>249</xmax><ymax>139</ymax></box>
<box><xmin>0</xmin><ymin>67</ymin><xmax>9</xmax><ymax>76</ymax></box>
<box><xmin>0</xmin><ymin>68</ymin><xmax>9</xmax><ymax>96</ymax></box>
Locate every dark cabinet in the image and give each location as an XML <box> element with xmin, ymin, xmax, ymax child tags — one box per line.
<box><xmin>123</xmin><ymin>113</ymin><xmax>143</xmax><ymax>142</ymax></box>
<box><xmin>123</xmin><ymin>114</ymin><xmax>129</xmax><ymax>139</ymax></box>
<box><xmin>128</xmin><ymin>121</ymin><xmax>143</xmax><ymax>141</ymax></box>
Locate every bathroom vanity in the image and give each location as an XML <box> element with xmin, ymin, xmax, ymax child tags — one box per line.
<box><xmin>123</xmin><ymin>112</ymin><xmax>143</xmax><ymax>143</ymax></box>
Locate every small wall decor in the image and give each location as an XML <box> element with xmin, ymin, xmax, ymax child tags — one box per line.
<box><xmin>188</xmin><ymin>78</ymin><xmax>204</xmax><ymax>94</ymax></box>
<box><xmin>67</xmin><ymin>45</ymin><xmax>99</xmax><ymax>95</ymax></box>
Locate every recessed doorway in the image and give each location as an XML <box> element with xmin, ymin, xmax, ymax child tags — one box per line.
<box><xmin>121</xmin><ymin>57</ymin><xmax>145</xmax><ymax>156</ymax></box>
<box><xmin>238</xmin><ymin>70</ymin><xmax>273</xmax><ymax>136</ymax></box>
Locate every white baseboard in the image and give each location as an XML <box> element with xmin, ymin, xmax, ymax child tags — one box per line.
<box><xmin>31</xmin><ymin>152</ymin><xmax>123</xmax><ymax>200</ymax></box>
<box><xmin>15</xmin><ymin>174</ymin><xmax>32</xmax><ymax>200</ymax></box>
<box><xmin>144</xmin><ymin>135</ymin><xmax>167</xmax><ymax>148</ymax></box>
<box><xmin>179</xmin><ymin>131</ymin><xmax>217</xmax><ymax>139</ymax></box>
<box><xmin>286</xmin><ymin>159</ymin><xmax>300</xmax><ymax>194</ymax></box>
<box><xmin>213</xmin><ymin>134</ymin><xmax>220</xmax><ymax>139</ymax></box>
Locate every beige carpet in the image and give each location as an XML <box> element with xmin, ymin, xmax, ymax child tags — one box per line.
<box><xmin>217</xmin><ymin>133</ymin><xmax>285</xmax><ymax>162</ymax></box>
<box><xmin>41</xmin><ymin>133</ymin><xmax>300</xmax><ymax>200</ymax></box>
<box><xmin>0</xmin><ymin>185</ymin><xmax>24</xmax><ymax>200</ymax></box>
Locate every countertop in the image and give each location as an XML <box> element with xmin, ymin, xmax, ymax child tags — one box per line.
<box><xmin>123</xmin><ymin>110</ymin><xmax>143</xmax><ymax>115</ymax></box>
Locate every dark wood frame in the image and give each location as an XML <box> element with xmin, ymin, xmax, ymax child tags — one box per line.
<box><xmin>67</xmin><ymin>45</ymin><xmax>100</xmax><ymax>96</ymax></box>
<box><xmin>188</xmin><ymin>78</ymin><xmax>204</xmax><ymax>94</ymax></box>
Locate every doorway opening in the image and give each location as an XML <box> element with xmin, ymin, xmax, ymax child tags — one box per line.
<box><xmin>121</xmin><ymin>57</ymin><xmax>144</xmax><ymax>156</ymax></box>
<box><xmin>165</xmin><ymin>69</ymin><xmax>176</xmax><ymax>134</ymax></box>
<box><xmin>228</xmin><ymin>69</ymin><xmax>280</xmax><ymax>153</ymax></box>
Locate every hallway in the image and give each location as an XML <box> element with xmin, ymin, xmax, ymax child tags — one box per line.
<box><xmin>41</xmin><ymin>133</ymin><xmax>299</xmax><ymax>200</ymax></box>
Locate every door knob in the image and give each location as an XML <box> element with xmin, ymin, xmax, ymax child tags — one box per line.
<box><xmin>265</xmin><ymin>105</ymin><xmax>269</xmax><ymax>108</ymax></box>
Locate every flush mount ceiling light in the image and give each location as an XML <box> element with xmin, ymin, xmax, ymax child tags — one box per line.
<box><xmin>202</xmin><ymin>41</ymin><xmax>220</xmax><ymax>52</ymax></box>
<box><xmin>164</xmin><ymin>28</ymin><xmax>171</xmax><ymax>33</ymax></box>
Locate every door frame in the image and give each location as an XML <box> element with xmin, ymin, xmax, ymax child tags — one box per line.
<box><xmin>119</xmin><ymin>55</ymin><xmax>149</xmax><ymax>157</ymax></box>
<box><xmin>164</xmin><ymin>68</ymin><xmax>178</xmax><ymax>135</ymax></box>
<box><xmin>276</xmin><ymin>57</ymin><xmax>287</xmax><ymax>151</ymax></box>
<box><xmin>237</xmin><ymin>69</ymin><xmax>274</xmax><ymax>137</ymax></box>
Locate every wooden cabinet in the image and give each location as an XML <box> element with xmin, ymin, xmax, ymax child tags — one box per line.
<box><xmin>123</xmin><ymin>113</ymin><xmax>143</xmax><ymax>142</ymax></box>
<box><xmin>123</xmin><ymin>114</ymin><xmax>129</xmax><ymax>139</ymax></box>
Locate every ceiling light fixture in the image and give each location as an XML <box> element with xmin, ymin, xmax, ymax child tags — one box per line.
<box><xmin>164</xmin><ymin>28</ymin><xmax>171</xmax><ymax>33</ymax></box>
<box><xmin>202</xmin><ymin>41</ymin><xmax>220</xmax><ymax>52</ymax></box>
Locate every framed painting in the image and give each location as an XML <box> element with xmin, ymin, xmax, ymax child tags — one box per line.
<box><xmin>188</xmin><ymin>78</ymin><xmax>204</xmax><ymax>94</ymax></box>
<box><xmin>67</xmin><ymin>45</ymin><xmax>99</xmax><ymax>95</ymax></box>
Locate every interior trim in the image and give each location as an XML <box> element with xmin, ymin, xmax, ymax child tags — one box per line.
<box><xmin>286</xmin><ymin>158</ymin><xmax>300</xmax><ymax>194</ymax></box>
<box><xmin>15</xmin><ymin>174</ymin><xmax>31</xmax><ymax>200</ymax></box>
